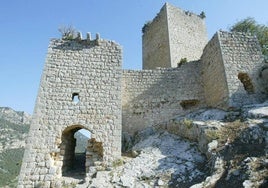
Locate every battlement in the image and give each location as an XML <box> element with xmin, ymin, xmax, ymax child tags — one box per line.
<box><xmin>57</xmin><ymin>32</ymin><xmax>120</xmax><ymax>48</ymax></box>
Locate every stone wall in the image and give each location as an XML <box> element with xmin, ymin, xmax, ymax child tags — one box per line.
<box><xmin>166</xmin><ymin>3</ymin><xmax>208</xmax><ymax>67</ymax></box>
<box><xmin>122</xmin><ymin>61</ymin><xmax>205</xmax><ymax>135</ymax></box>
<box><xmin>218</xmin><ymin>31</ymin><xmax>267</xmax><ymax>107</ymax></box>
<box><xmin>142</xmin><ymin>3</ymin><xmax>207</xmax><ymax>69</ymax></box>
<box><xmin>201</xmin><ymin>32</ymin><xmax>229</xmax><ymax>108</ymax></box>
<box><xmin>142</xmin><ymin>4</ymin><xmax>170</xmax><ymax>69</ymax></box>
<box><xmin>18</xmin><ymin>37</ymin><xmax>122</xmax><ymax>187</ymax></box>
<box><xmin>201</xmin><ymin>31</ymin><xmax>267</xmax><ymax>109</ymax></box>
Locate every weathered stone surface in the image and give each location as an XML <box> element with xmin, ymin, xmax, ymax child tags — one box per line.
<box><xmin>208</xmin><ymin>140</ymin><xmax>218</xmax><ymax>152</ymax></box>
<box><xmin>17</xmin><ymin>2</ymin><xmax>268</xmax><ymax>187</ymax></box>
<box><xmin>100</xmin><ymin>130</ymin><xmax>206</xmax><ymax>188</ymax></box>
<box><xmin>123</xmin><ymin>30</ymin><xmax>266</xmax><ymax>136</ymax></box>
<box><xmin>201</xmin><ymin>31</ymin><xmax>266</xmax><ymax>109</ymax></box>
<box><xmin>219</xmin><ymin>31</ymin><xmax>266</xmax><ymax>107</ymax></box>
<box><xmin>18</xmin><ymin>38</ymin><xmax>122</xmax><ymax>187</ymax></box>
<box><xmin>122</xmin><ymin>62</ymin><xmax>205</xmax><ymax>135</ymax></box>
<box><xmin>247</xmin><ymin>101</ymin><xmax>268</xmax><ymax>118</ymax></box>
<box><xmin>142</xmin><ymin>3</ymin><xmax>207</xmax><ymax>69</ymax></box>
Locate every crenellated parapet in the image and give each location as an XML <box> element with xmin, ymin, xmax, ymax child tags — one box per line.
<box><xmin>60</xmin><ymin>31</ymin><xmax>110</xmax><ymax>47</ymax></box>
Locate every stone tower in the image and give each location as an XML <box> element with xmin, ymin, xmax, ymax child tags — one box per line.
<box><xmin>201</xmin><ymin>31</ymin><xmax>266</xmax><ymax>108</ymax></box>
<box><xmin>142</xmin><ymin>3</ymin><xmax>208</xmax><ymax>69</ymax></box>
<box><xmin>18</xmin><ymin>35</ymin><xmax>122</xmax><ymax>187</ymax></box>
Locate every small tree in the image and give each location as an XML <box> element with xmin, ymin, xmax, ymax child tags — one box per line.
<box><xmin>230</xmin><ymin>17</ymin><xmax>268</xmax><ymax>61</ymax></box>
<box><xmin>177</xmin><ymin>58</ymin><xmax>188</xmax><ymax>67</ymax></box>
<box><xmin>199</xmin><ymin>11</ymin><xmax>206</xmax><ymax>19</ymax></box>
<box><xmin>58</xmin><ymin>25</ymin><xmax>77</xmax><ymax>40</ymax></box>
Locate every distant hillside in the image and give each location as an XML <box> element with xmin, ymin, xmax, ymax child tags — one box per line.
<box><xmin>0</xmin><ymin>107</ymin><xmax>30</xmax><ymax>187</ymax></box>
<box><xmin>74</xmin><ymin>131</ymin><xmax>90</xmax><ymax>153</ymax></box>
<box><xmin>0</xmin><ymin>107</ymin><xmax>31</xmax><ymax>125</ymax></box>
<box><xmin>0</xmin><ymin>107</ymin><xmax>90</xmax><ymax>187</ymax></box>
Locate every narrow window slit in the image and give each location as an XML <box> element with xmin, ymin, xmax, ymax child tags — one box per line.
<box><xmin>72</xmin><ymin>93</ymin><xmax>80</xmax><ymax>104</ymax></box>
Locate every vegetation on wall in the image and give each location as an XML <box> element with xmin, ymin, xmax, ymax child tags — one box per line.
<box><xmin>230</xmin><ymin>17</ymin><xmax>268</xmax><ymax>62</ymax></box>
<box><xmin>177</xmin><ymin>57</ymin><xmax>188</xmax><ymax>67</ymax></box>
<box><xmin>58</xmin><ymin>25</ymin><xmax>78</xmax><ymax>40</ymax></box>
<box><xmin>142</xmin><ymin>21</ymin><xmax>152</xmax><ymax>34</ymax></box>
<box><xmin>199</xmin><ymin>11</ymin><xmax>206</xmax><ymax>19</ymax></box>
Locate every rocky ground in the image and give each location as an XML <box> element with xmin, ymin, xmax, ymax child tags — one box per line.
<box><xmin>91</xmin><ymin>130</ymin><xmax>207</xmax><ymax>187</ymax></box>
<box><xmin>60</xmin><ymin>101</ymin><xmax>268</xmax><ymax>188</ymax></box>
<box><xmin>1</xmin><ymin>101</ymin><xmax>268</xmax><ymax>187</ymax></box>
<box><xmin>63</xmin><ymin>129</ymin><xmax>207</xmax><ymax>188</ymax></box>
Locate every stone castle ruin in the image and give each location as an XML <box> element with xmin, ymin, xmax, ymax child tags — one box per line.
<box><xmin>18</xmin><ymin>3</ymin><xmax>267</xmax><ymax>187</ymax></box>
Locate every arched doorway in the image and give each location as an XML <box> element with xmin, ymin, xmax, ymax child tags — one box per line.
<box><xmin>60</xmin><ymin>125</ymin><xmax>103</xmax><ymax>178</ymax></box>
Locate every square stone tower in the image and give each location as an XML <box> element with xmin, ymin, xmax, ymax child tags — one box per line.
<box><xmin>201</xmin><ymin>31</ymin><xmax>266</xmax><ymax>109</ymax></box>
<box><xmin>142</xmin><ymin>3</ymin><xmax>208</xmax><ymax>69</ymax></box>
<box><xmin>18</xmin><ymin>35</ymin><xmax>122</xmax><ymax>187</ymax></box>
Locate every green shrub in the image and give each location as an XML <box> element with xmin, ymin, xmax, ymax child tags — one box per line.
<box><xmin>178</xmin><ymin>58</ymin><xmax>188</xmax><ymax>67</ymax></box>
<box><xmin>182</xmin><ymin>118</ymin><xmax>193</xmax><ymax>129</ymax></box>
<box><xmin>142</xmin><ymin>21</ymin><xmax>152</xmax><ymax>34</ymax></box>
<box><xmin>112</xmin><ymin>158</ymin><xmax>124</xmax><ymax>168</ymax></box>
<box><xmin>199</xmin><ymin>11</ymin><xmax>206</xmax><ymax>19</ymax></box>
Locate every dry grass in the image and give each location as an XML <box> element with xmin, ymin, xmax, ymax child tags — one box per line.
<box><xmin>206</xmin><ymin>120</ymin><xmax>247</xmax><ymax>145</ymax></box>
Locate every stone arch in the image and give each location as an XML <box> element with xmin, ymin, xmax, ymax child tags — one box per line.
<box><xmin>60</xmin><ymin>125</ymin><xmax>103</xmax><ymax>178</ymax></box>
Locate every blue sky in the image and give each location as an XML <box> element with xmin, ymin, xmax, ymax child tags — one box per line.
<box><xmin>0</xmin><ymin>0</ymin><xmax>268</xmax><ymax>114</ymax></box>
